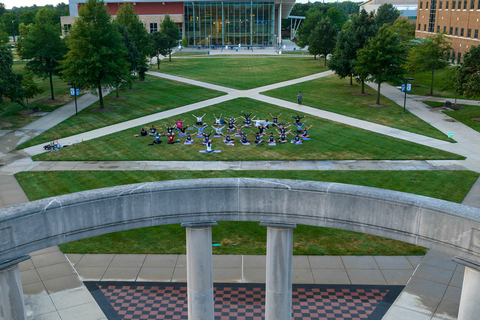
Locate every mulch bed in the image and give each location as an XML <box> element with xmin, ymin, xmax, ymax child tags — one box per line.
<box><xmin>472</xmin><ymin>118</ymin><xmax>480</xmax><ymax>122</ymax></box>
<box><xmin>42</xmin><ymin>99</ymin><xmax>65</xmax><ymax>104</ymax></box>
<box><xmin>18</xmin><ymin>110</ymin><xmax>34</xmax><ymax>116</ymax></box>
<box><xmin>352</xmin><ymin>93</ymin><xmax>372</xmax><ymax>96</ymax></box>
<box><xmin>0</xmin><ymin>122</ymin><xmax>12</xmax><ymax>129</ymax></box>
<box><xmin>125</xmin><ymin>88</ymin><xmax>141</xmax><ymax>91</ymax></box>
<box><xmin>108</xmin><ymin>97</ymin><xmax>128</xmax><ymax>101</ymax></box>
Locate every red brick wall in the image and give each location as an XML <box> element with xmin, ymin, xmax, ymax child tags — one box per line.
<box><xmin>107</xmin><ymin>2</ymin><xmax>183</xmax><ymax>15</ymax></box>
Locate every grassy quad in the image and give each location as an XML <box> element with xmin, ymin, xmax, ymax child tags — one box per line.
<box><xmin>151</xmin><ymin>56</ymin><xmax>327</xmax><ymax>90</ymax></box>
<box><xmin>15</xmin><ymin>170</ymin><xmax>479</xmax><ymax>255</ymax></box>
<box><xmin>263</xmin><ymin>75</ymin><xmax>454</xmax><ymax>142</ymax></box>
<box><xmin>444</xmin><ymin>107</ymin><xmax>480</xmax><ymax>134</ymax></box>
<box><xmin>32</xmin><ymin>98</ymin><xmax>464</xmax><ymax>161</ymax></box>
<box><xmin>19</xmin><ymin>75</ymin><xmax>225</xmax><ymax>149</ymax></box>
<box><xmin>1</xmin><ymin>61</ymin><xmax>76</xmax><ymax>130</ymax></box>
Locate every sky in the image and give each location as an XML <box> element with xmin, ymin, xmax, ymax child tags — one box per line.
<box><xmin>3</xmin><ymin>0</ymin><xmax>364</xmax><ymax>10</ymax></box>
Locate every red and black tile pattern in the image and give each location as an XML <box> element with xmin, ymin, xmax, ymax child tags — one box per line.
<box><xmin>85</xmin><ymin>282</ymin><xmax>403</xmax><ymax>320</ymax></box>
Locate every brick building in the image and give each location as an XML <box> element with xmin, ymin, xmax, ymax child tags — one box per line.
<box><xmin>415</xmin><ymin>0</ymin><xmax>480</xmax><ymax>62</ymax></box>
<box><xmin>61</xmin><ymin>0</ymin><xmax>295</xmax><ymax>47</ymax></box>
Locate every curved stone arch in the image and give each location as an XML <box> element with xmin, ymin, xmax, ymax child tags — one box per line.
<box><xmin>1</xmin><ymin>178</ymin><xmax>480</xmax><ymax>265</ymax></box>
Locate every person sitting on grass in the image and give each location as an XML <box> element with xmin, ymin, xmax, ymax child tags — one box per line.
<box><xmin>291</xmin><ymin>133</ymin><xmax>302</xmax><ymax>144</ymax></box>
<box><xmin>167</xmin><ymin>132</ymin><xmax>178</xmax><ymax>144</ymax></box>
<box><xmin>294</xmin><ymin>121</ymin><xmax>307</xmax><ymax>133</ymax></box>
<box><xmin>254</xmin><ymin>133</ymin><xmax>264</xmax><ymax>146</ymax></box>
<box><xmin>234</xmin><ymin>124</ymin><xmax>247</xmax><ymax>137</ymax></box>
<box><xmin>193</xmin><ymin>113</ymin><xmax>206</xmax><ymax>125</ymax></box>
<box><xmin>140</xmin><ymin>128</ymin><xmax>148</xmax><ymax>136</ymax></box>
<box><xmin>224</xmin><ymin>134</ymin><xmax>234</xmax><ymax>145</ymax></box>
<box><xmin>240</xmin><ymin>111</ymin><xmax>256</xmax><ymax>127</ymax></box>
<box><xmin>149</xmin><ymin>132</ymin><xmax>162</xmax><ymax>145</ymax></box>
<box><xmin>225</xmin><ymin>116</ymin><xmax>236</xmax><ymax>124</ymax></box>
<box><xmin>193</xmin><ymin>123</ymin><xmax>208</xmax><ymax>136</ymax></box>
<box><xmin>257</xmin><ymin>124</ymin><xmax>266</xmax><ymax>136</ymax></box>
<box><xmin>174</xmin><ymin>119</ymin><xmax>186</xmax><ymax>132</ymax></box>
<box><xmin>278</xmin><ymin>123</ymin><xmax>291</xmax><ymax>134</ymax></box>
<box><xmin>212</xmin><ymin>125</ymin><xmax>225</xmax><ymax>136</ymax></box>
<box><xmin>213</xmin><ymin>113</ymin><xmax>223</xmax><ymax>126</ymax></box>
<box><xmin>302</xmin><ymin>124</ymin><xmax>313</xmax><ymax>139</ymax></box>
<box><xmin>267</xmin><ymin>132</ymin><xmax>276</xmax><ymax>144</ymax></box>
<box><xmin>149</xmin><ymin>125</ymin><xmax>157</xmax><ymax>136</ymax></box>
<box><xmin>164</xmin><ymin>124</ymin><xmax>175</xmax><ymax>134</ymax></box>
<box><xmin>203</xmin><ymin>130</ymin><xmax>214</xmax><ymax>144</ymax></box>
<box><xmin>291</xmin><ymin>115</ymin><xmax>306</xmax><ymax>125</ymax></box>
<box><xmin>227</xmin><ymin>120</ymin><xmax>236</xmax><ymax>132</ymax></box>
<box><xmin>270</xmin><ymin>113</ymin><xmax>282</xmax><ymax>126</ymax></box>
<box><xmin>241</xmin><ymin>132</ymin><xmax>251</xmax><ymax>144</ymax></box>
<box><xmin>277</xmin><ymin>130</ymin><xmax>291</xmax><ymax>143</ymax></box>
<box><xmin>184</xmin><ymin>133</ymin><xmax>194</xmax><ymax>144</ymax></box>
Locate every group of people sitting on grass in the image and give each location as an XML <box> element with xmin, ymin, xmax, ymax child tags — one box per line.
<box><xmin>138</xmin><ymin>112</ymin><xmax>312</xmax><ymax>151</ymax></box>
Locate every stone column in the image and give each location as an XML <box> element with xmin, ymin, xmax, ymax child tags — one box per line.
<box><xmin>260</xmin><ymin>222</ymin><xmax>296</xmax><ymax>320</ymax></box>
<box><xmin>181</xmin><ymin>221</ymin><xmax>217</xmax><ymax>320</ymax></box>
<box><xmin>453</xmin><ymin>257</ymin><xmax>480</xmax><ymax>320</ymax></box>
<box><xmin>0</xmin><ymin>256</ymin><xmax>30</xmax><ymax>320</ymax></box>
<box><xmin>277</xmin><ymin>2</ymin><xmax>282</xmax><ymax>47</ymax></box>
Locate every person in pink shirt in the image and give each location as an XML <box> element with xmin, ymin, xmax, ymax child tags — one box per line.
<box><xmin>174</xmin><ymin>118</ymin><xmax>186</xmax><ymax>132</ymax></box>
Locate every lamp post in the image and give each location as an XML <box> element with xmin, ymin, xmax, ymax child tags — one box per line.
<box><xmin>67</xmin><ymin>82</ymin><xmax>78</xmax><ymax>117</ymax></box>
<box><xmin>403</xmin><ymin>78</ymin><xmax>414</xmax><ymax>114</ymax></box>
<box><xmin>11</xmin><ymin>20</ymin><xmax>15</xmax><ymax>42</ymax></box>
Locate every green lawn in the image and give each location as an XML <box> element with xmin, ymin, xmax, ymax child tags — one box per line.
<box><xmin>391</xmin><ymin>68</ymin><xmax>480</xmax><ymax>101</ymax></box>
<box><xmin>16</xmin><ymin>170</ymin><xmax>479</xmax><ymax>255</ymax></box>
<box><xmin>32</xmin><ymin>98</ymin><xmax>463</xmax><ymax>162</ymax></box>
<box><xmin>1</xmin><ymin>61</ymin><xmax>76</xmax><ymax>130</ymax></box>
<box><xmin>263</xmin><ymin>75</ymin><xmax>453</xmax><ymax>142</ymax></box>
<box><xmin>444</xmin><ymin>106</ymin><xmax>480</xmax><ymax>134</ymax></box>
<box><xmin>152</xmin><ymin>56</ymin><xmax>327</xmax><ymax>90</ymax></box>
<box><xmin>19</xmin><ymin>75</ymin><xmax>224</xmax><ymax>149</ymax></box>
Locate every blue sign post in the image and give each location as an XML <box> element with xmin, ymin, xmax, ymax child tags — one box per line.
<box><xmin>403</xmin><ymin>78</ymin><xmax>414</xmax><ymax>114</ymax></box>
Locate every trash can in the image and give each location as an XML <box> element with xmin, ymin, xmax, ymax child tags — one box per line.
<box><xmin>293</xmin><ymin>47</ymin><xmax>296</xmax><ymax>51</ymax></box>
<box><xmin>207</xmin><ymin>51</ymin><xmax>210</xmax><ymax>55</ymax></box>
<box><xmin>235</xmin><ymin>48</ymin><xmax>238</xmax><ymax>52</ymax></box>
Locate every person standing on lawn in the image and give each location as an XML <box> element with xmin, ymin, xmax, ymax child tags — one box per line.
<box><xmin>297</xmin><ymin>91</ymin><xmax>302</xmax><ymax>106</ymax></box>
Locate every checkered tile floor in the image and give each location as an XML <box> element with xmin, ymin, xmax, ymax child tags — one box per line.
<box><xmin>85</xmin><ymin>282</ymin><xmax>403</xmax><ymax>320</ymax></box>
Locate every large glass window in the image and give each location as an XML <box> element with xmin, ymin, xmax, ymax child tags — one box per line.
<box><xmin>184</xmin><ymin>2</ymin><xmax>275</xmax><ymax>46</ymax></box>
<box><xmin>428</xmin><ymin>0</ymin><xmax>437</xmax><ymax>32</ymax></box>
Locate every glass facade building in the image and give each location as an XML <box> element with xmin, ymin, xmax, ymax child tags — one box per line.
<box><xmin>184</xmin><ymin>2</ymin><xmax>276</xmax><ymax>46</ymax></box>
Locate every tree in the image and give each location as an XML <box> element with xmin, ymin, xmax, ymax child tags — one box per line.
<box><xmin>308</xmin><ymin>17</ymin><xmax>338</xmax><ymax>66</ymax></box>
<box><xmin>1</xmin><ymin>12</ymin><xmax>18</xmax><ymax>39</ymax></box>
<box><xmin>457</xmin><ymin>45</ymin><xmax>480</xmax><ymax>99</ymax></box>
<box><xmin>21</xmin><ymin>71</ymin><xmax>44</xmax><ymax>107</ymax></box>
<box><xmin>160</xmin><ymin>14</ymin><xmax>181</xmax><ymax>62</ymax></box>
<box><xmin>328</xmin><ymin>9</ymin><xmax>376</xmax><ymax>92</ymax></box>
<box><xmin>115</xmin><ymin>24</ymin><xmax>138</xmax><ymax>95</ymax></box>
<box><xmin>440</xmin><ymin>65</ymin><xmax>461</xmax><ymax>105</ymax></box>
<box><xmin>297</xmin><ymin>8</ymin><xmax>323</xmax><ymax>48</ymax></box>
<box><xmin>150</xmin><ymin>31</ymin><xmax>169</xmax><ymax>69</ymax></box>
<box><xmin>355</xmin><ymin>25</ymin><xmax>407</xmax><ymax>105</ymax></box>
<box><xmin>326</xmin><ymin>7</ymin><xmax>344</xmax><ymax>30</ymax></box>
<box><xmin>17</xmin><ymin>8</ymin><xmax>66</xmax><ymax>101</ymax></box>
<box><xmin>0</xmin><ymin>29</ymin><xmax>7</xmax><ymax>43</ymax></box>
<box><xmin>375</xmin><ymin>4</ymin><xmax>400</xmax><ymax>28</ymax></box>
<box><xmin>19</xmin><ymin>10</ymin><xmax>35</xmax><ymax>26</ymax></box>
<box><xmin>392</xmin><ymin>19</ymin><xmax>415</xmax><ymax>44</ymax></box>
<box><xmin>405</xmin><ymin>33</ymin><xmax>451</xmax><ymax>95</ymax></box>
<box><xmin>116</xmin><ymin>3</ymin><xmax>150</xmax><ymax>82</ymax></box>
<box><xmin>60</xmin><ymin>0</ymin><xmax>129</xmax><ymax>108</ymax></box>
<box><xmin>0</xmin><ymin>3</ymin><xmax>6</xmax><ymax>17</ymax></box>
<box><xmin>0</xmin><ymin>45</ymin><xmax>24</xmax><ymax>106</ymax></box>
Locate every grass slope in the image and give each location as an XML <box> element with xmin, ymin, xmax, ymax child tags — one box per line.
<box><xmin>444</xmin><ymin>107</ymin><xmax>480</xmax><ymax>134</ymax></box>
<box><xmin>153</xmin><ymin>56</ymin><xmax>327</xmax><ymax>90</ymax></box>
<box><xmin>263</xmin><ymin>75</ymin><xmax>453</xmax><ymax>142</ymax></box>
<box><xmin>16</xmin><ymin>170</ymin><xmax>478</xmax><ymax>255</ymax></box>
<box><xmin>32</xmin><ymin>98</ymin><xmax>463</xmax><ymax>162</ymax></box>
<box><xmin>19</xmin><ymin>76</ymin><xmax>224</xmax><ymax>149</ymax></box>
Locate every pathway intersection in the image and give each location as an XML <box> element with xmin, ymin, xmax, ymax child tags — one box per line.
<box><xmin>0</xmin><ymin>59</ymin><xmax>479</xmax><ymax>320</ymax></box>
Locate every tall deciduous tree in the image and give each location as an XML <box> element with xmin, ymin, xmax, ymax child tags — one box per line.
<box><xmin>150</xmin><ymin>31</ymin><xmax>169</xmax><ymax>69</ymax></box>
<box><xmin>0</xmin><ymin>45</ymin><xmax>24</xmax><ymax>106</ymax></box>
<box><xmin>17</xmin><ymin>8</ymin><xmax>67</xmax><ymax>100</ymax></box>
<box><xmin>328</xmin><ymin>9</ymin><xmax>376</xmax><ymax>92</ymax></box>
<box><xmin>298</xmin><ymin>8</ymin><xmax>322</xmax><ymax>48</ymax></box>
<box><xmin>375</xmin><ymin>4</ymin><xmax>400</xmax><ymax>28</ymax></box>
<box><xmin>60</xmin><ymin>0</ymin><xmax>129</xmax><ymax>108</ymax></box>
<box><xmin>405</xmin><ymin>33</ymin><xmax>451</xmax><ymax>95</ymax></box>
<box><xmin>457</xmin><ymin>45</ymin><xmax>480</xmax><ymax>99</ymax></box>
<box><xmin>326</xmin><ymin>7</ymin><xmax>344</xmax><ymax>30</ymax></box>
<box><xmin>21</xmin><ymin>71</ymin><xmax>44</xmax><ymax>107</ymax></box>
<box><xmin>160</xmin><ymin>14</ymin><xmax>181</xmax><ymax>62</ymax></box>
<box><xmin>116</xmin><ymin>3</ymin><xmax>150</xmax><ymax>81</ymax></box>
<box><xmin>308</xmin><ymin>17</ymin><xmax>338</xmax><ymax>66</ymax></box>
<box><xmin>440</xmin><ymin>65</ymin><xmax>461</xmax><ymax>105</ymax></box>
<box><xmin>1</xmin><ymin>12</ymin><xmax>18</xmax><ymax>39</ymax></box>
<box><xmin>355</xmin><ymin>25</ymin><xmax>407</xmax><ymax>105</ymax></box>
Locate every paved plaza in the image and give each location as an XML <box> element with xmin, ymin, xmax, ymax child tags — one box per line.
<box><xmin>1</xmin><ymin>52</ymin><xmax>480</xmax><ymax>319</ymax></box>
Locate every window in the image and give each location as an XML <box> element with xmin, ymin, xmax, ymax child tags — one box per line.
<box><xmin>464</xmin><ymin>0</ymin><xmax>468</xmax><ymax>8</ymax></box>
<box><xmin>450</xmin><ymin>26</ymin><xmax>453</xmax><ymax>34</ymax></box>
<box><xmin>475</xmin><ymin>29</ymin><xmax>479</xmax><ymax>38</ymax></box>
<box><xmin>455</xmin><ymin>27</ymin><xmax>458</xmax><ymax>35</ymax></box>
<box><xmin>427</xmin><ymin>1</ymin><xmax>429</xmax><ymax>8</ymax></box>
<box><xmin>468</xmin><ymin>28</ymin><xmax>472</xmax><ymax>37</ymax></box>
<box><xmin>461</xmin><ymin>27</ymin><xmax>464</xmax><ymax>36</ymax></box>
<box><xmin>424</xmin><ymin>24</ymin><xmax>427</xmax><ymax>31</ymax></box>
<box><xmin>478</xmin><ymin>0</ymin><xmax>480</xmax><ymax>9</ymax></box>
<box><xmin>440</xmin><ymin>0</ymin><xmax>443</xmax><ymax>8</ymax></box>
<box><xmin>446</xmin><ymin>0</ymin><xmax>449</xmax><ymax>8</ymax></box>
<box><xmin>418</xmin><ymin>23</ymin><xmax>421</xmax><ymax>30</ymax></box>
<box><xmin>452</xmin><ymin>51</ymin><xmax>456</xmax><ymax>62</ymax></box>
<box><xmin>471</xmin><ymin>0</ymin><xmax>475</xmax><ymax>8</ymax></box>
<box><xmin>437</xmin><ymin>25</ymin><xmax>440</xmax><ymax>32</ymax></box>
<box><xmin>453</xmin><ymin>0</ymin><xmax>456</xmax><ymax>8</ymax></box>
<box><xmin>444</xmin><ymin>26</ymin><xmax>447</xmax><ymax>32</ymax></box>
<box><xmin>149</xmin><ymin>23</ymin><xmax>158</xmax><ymax>33</ymax></box>
<box><xmin>457</xmin><ymin>52</ymin><xmax>461</xmax><ymax>63</ymax></box>
<box><xmin>63</xmin><ymin>24</ymin><xmax>71</xmax><ymax>34</ymax></box>
<box><xmin>420</xmin><ymin>1</ymin><xmax>423</xmax><ymax>8</ymax></box>
<box><xmin>447</xmin><ymin>50</ymin><xmax>450</xmax><ymax>58</ymax></box>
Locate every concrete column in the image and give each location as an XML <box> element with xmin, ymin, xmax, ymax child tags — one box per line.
<box><xmin>277</xmin><ymin>2</ymin><xmax>282</xmax><ymax>47</ymax></box>
<box><xmin>261</xmin><ymin>222</ymin><xmax>296</xmax><ymax>320</ymax></box>
<box><xmin>0</xmin><ymin>256</ymin><xmax>30</xmax><ymax>320</ymax></box>
<box><xmin>181</xmin><ymin>221</ymin><xmax>217</xmax><ymax>320</ymax></box>
<box><xmin>453</xmin><ymin>257</ymin><xmax>480</xmax><ymax>320</ymax></box>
